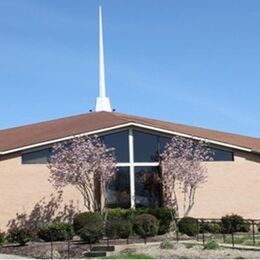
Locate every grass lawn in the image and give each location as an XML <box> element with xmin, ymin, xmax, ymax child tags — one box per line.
<box><xmin>222</xmin><ymin>235</ymin><xmax>260</xmax><ymax>246</ymax></box>
<box><xmin>104</xmin><ymin>252</ymin><xmax>154</xmax><ymax>259</ymax></box>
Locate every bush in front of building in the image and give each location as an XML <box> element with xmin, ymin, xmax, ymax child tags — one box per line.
<box><xmin>37</xmin><ymin>222</ymin><xmax>73</xmax><ymax>242</ymax></box>
<box><xmin>0</xmin><ymin>231</ymin><xmax>5</xmax><ymax>245</ymax></box>
<box><xmin>116</xmin><ymin>220</ymin><xmax>132</xmax><ymax>239</ymax></box>
<box><xmin>105</xmin><ymin>219</ymin><xmax>132</xmax><ymax>239</ymax></box>
<box><xmin>199</xmin><ymin>222</ymin><xmax>222</xmax><ymax>234</ymax></box>
<box><xmin>107</xmin><ymin>208</ymin><xmax>136</xmax><ymax>222</ymax></box>
<box><xmin>178</xmin><ymin>217</ymin><xmax>198</xmax><ymax>236</ymax></box>
<box><xmin>107</xmin><ymin>207</ymin><xmax>172</xmax><ymax>235</ymax></box>
<box><xmin>221</xmin><ymin>214</ymin><xmax>250</xmax><ymax>233</ymax></box>
<box><xmin>73</xmin><ymin>212</ymin><xmax>103</xmax><ymax>243</ymax></box>
<box><xmin>7</xmin><ymin>228</ymin><xmax>32</xmax><ymax>246</ymax></box>
<box><xmin>147</xmin><ymin>208</ymin><xmax>173</xmax><ymax>235</ymax></box>
<box><xmin>133</xmin><ymin>213</ymin><xmax>159</xmax><ymax>238</ymax></box>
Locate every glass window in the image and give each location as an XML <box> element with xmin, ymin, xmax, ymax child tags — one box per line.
<box><xmin>211</xmin><ymin>147</ymin><xmax>234</xmax><ymax>161</ymax></box>
<box><xmin>134</xmin><ymin>130</ymin><xmax>159</xmax><ymax>162</ymax></box>
<box><xmin>102</xmin><ymin>131</ymin><xmax>129</xmax><ymax>162</ymax></box>
<box><xmin>159</xmin><ymin>136</ymin><xmax>171</xmax><ymax>154</ymax></box>
<box><xmin>135</xmin><ymin>166</ymin><xmax>161</xmax><ymax>208</ymax></box>
<box><xmin>22</xmin><ymin>148</ymin><xmax>51</xmax><ymax>164</ymax></box>
<box><xmin>106</xmin><ymin>167</ymin><xmax>130</xmax><ymax>208</ymax></box>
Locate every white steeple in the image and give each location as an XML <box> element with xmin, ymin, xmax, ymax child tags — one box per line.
<box><xmin>95</xmin><ymin>5</ymin><xmax>112</xmax><ymax>112</ymax></box>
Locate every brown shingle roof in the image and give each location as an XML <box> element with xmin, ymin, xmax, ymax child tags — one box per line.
<box><xmin>0</xmin><ymin>111</ymin><xmax>260</xmax><ymax>153</ymax></box>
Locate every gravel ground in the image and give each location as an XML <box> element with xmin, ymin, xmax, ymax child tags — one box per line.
<box><xmin>109</xmin><ymin>242</ymin><xmax>260</xmax><ymax>259</ymax></box>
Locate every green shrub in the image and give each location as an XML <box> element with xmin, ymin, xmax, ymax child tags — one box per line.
<box><xmin>7</xmin><ymin>228</ymin><xmax>31</xmax><ymax>246</ymax></box>
<box><xmin>107</xmin><ymin>208</ymin><xmax>136</xmax><ymax>221</ymax></box>
<box><xmin>204</xmin><ymin>240</ymin><xmax>220</xmax><ymax>250</ymax></box>
<box><xmin>148</xmin><ymin>208</ymin><xmax>172</xmax><ymax>235</ymax></box>
<box><xmin>73</xmin><ymin>212</ymin><xmax>103</xmax><ymax>243</ymax></box>
<box><xmin>199</xmin><ymin>222</ymin><xmax>221</xmax><ymax>234</ymax></box>
<box><xmin>257</xmin><ymin>224</ymin><xmax>260</xmax><ymax>232</ymax></box>
<box><xmin>178</xmin><ymin>217</ymin><xmax>198</xmax><ymax>237</ymax></box>
<box><xmin>221</xmin><ymin>214</ymin><xmax>249</xmax><ymax>233</ymax></box>
<box><xmin>37</xmin><ymin>222</ymin><xmax>73</xmax><ymax>242</ymax></box>
<box><xmin>133</xmin><ymin>214</ymin><xmax>159</xmax><ymax>238</ymax></box>
<box><xmin>117</xmin><ymin>220</ymin><xmax>132</xmax><ymax>239</ymax></box>
<box><xmin>107</xmin><ymin>207</ymin><xmax>172</xmax><ymax>235</ymax></box>
<box><xmin>105</xmin><ymin>219</ymin><xmax>132</xmax><ymax>239</ymax></box>
<box><xmin>0</xmin><ymin>231</ymin><xmax>5</xmax><ymax>245</ymax></box>
<box><xmin>160</xmin><ymin>240</ymin><xmax>175</xmax><ymax>249</ymax></box>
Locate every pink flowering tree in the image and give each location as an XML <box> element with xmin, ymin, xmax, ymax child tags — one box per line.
<box><xmin>48</xmin><ymin>135</ymin><xmax>117</xmax><ymax>213</ymax></box>
<box><xmin>160</xmin><ymin>136</ymin><xmax>213</xmax><ymax>218</ymax></box>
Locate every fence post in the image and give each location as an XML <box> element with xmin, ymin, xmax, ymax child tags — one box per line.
<box><xmin>67</xmin><ymin>230</ymin><xmax>71</xmax><ymax>260</ymax></box>
<box><xmin>176</xmin><ymin>220</ymin><xmax>179</xmax><ymax>243</ymax></box>
<box><xmin>222</xmin><ymin>221</ymin><xmax>226</xmax><ymax>243</ymax></box>
<box><xmin>252</xmin><ymin>220</ymin><xmax>256</xmax><ymax>246</ymax></box>
<box><xmin>50</xmin><ymin>231</ymin><xmax>54</xmax><ymax>260</ymax></box>
<box><xmin>231</xmin><ymin>232</ymin><xmax>234</xmax><ymax>248</ymax></box>
<box><xmin>201</xmin><ymin>219</ymin><xmax>205</xmax><ymax>245</ymax></box>
<box><xmin>196</xmin><ymin>219</ymin><xmax>199</xmax><ymax>241</ymax></box>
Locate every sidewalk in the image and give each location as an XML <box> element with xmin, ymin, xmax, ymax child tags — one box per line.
<box><xmin>0</xmin><ymin>254</ymin><xmax>28</xmax><ymax>259</ymax></box>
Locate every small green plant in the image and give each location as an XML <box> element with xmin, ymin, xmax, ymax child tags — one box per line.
<box><xmin>178</xmin><ymin>217</ymin><xmax>198</xmax><ymax>236</ymax></box>
<box><xmin>37</xmin><ymin>222</ymin><xmax>73</xmax><ymax>242</ymax></box>
<box><xmin>133</xmin><ymin>214</ymin><xmax>159</xmax><ymax>238</ymax></box>
<box><xmin>184</xmin><ymin>243</ymin><xmax>195</xmax><ymax>249</ymax></box>
<box><xmin>73</xmin><ymin>212</ymin><xmax>104</xmax><ymax>243</ymax></box>
<box><xmin>0</xmin><ymin>231</ymin><xmax>5</xmax><ymax>245</ymax></box>
<box><xmin>235</xmin><ymin>257</ymin><xmax>245</xmax><ymax>259</ymax></box>
<box><xmin>204</xmin><ymin>240</ymin><xmax>220</xmax><ymax>250</ymax></box>
<box><xmin>160</xmin><ymin>240</ymin><xmax>175</xmax><ymax>249</ymax></box>
<box><xmin>7</xmin><ymin>228</ymin><xmax>31</xmax><ymax>246</ymax></box>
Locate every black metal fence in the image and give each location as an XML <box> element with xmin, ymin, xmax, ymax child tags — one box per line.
<box><xmin>1</xmin><ymin>217</ymin><xmax>260</xmax><ymax>259</ymax></box>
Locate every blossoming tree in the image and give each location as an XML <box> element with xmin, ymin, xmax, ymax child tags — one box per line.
<box><xmin>160</xmin><ymin>136</ymin><xmax>213</xmax><ymax>218</ymax></box>
<box><xmin>48</xmin><ymin>135</ymin><xmax>116</xmax><ymax>212</ymax></box>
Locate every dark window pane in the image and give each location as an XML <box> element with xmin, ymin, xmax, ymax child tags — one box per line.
<box><xmin>211</xmin><ymin>148</ymin><xmax>234</xmax><ymax>161</ymax></box>
<box><xmin>22</xmin><ymin>148</ymin><xmax>51</xmax><ymax>164</ymax></box>
<box><xmin>159</xmin><ymin>136</ymin><xmax>171</xmax><ymax>154</ymax></box>
<box><xmin>106</xmin><ymin>167</ymin><xmax>130</xmax><ymax>208</ymax></box>
<box><xmin>134</xmin><ymin>130</ymin><xmax>159</xmax><ymax>162</ymax></box>
<box><xmin>135</xmin><ymin>166</ymin><xmax>161</xmax><ymax>208</ymax></box>
<box><xmin>102</xmin><ymin>131</ymin><xmax>129</xmax><ymax>162</ymax></box>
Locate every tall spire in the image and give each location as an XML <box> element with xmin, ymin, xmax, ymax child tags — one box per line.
<box><xmin>95</xmin><ymin>5</ymin><xmax>112</xmax><ymax>112</ymax></box>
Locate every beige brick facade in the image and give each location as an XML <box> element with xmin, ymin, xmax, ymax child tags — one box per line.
<box><xmin>0</xmin><ymin>150</ymin><xmax>260</xmax><ymax>231</ymax></box>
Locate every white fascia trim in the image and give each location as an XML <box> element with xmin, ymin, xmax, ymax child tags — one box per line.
<box><xmin>130</xmin><ymin>123</ymin><xmax>252</xmax><ymax>153</ymax></box>
<box><xmin>0</xmin><ymin>123</ymin><xmax>133</xmax><ymax>155</ymax></box>
<box><xmin>0</xmin><ymin>122</ymin><xmax>252</xmax><ymax>155</ymax></box>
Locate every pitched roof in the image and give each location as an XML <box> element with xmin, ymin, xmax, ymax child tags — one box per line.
<box><xmin>0</xmin><ymin>111</ymin><xmax>260</xmax><ymax>154</ymax></box>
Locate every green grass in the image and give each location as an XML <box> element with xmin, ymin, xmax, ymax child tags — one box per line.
<box><xmin>104</xmin><ymin>253</ymin><xmax>154</xmax><ymax>259</ymax></box>
<box><xmin>224</xmin><ymin>235</ymin><xmax>260</xmax><ymax>246</ymax></box>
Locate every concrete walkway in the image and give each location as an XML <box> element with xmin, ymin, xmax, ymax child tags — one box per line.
<box><xmin>0</xmin><ymin>254</ymin><xmax>28</xmax><ymax>259</ymax></box>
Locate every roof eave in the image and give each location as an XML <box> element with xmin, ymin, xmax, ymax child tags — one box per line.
<box><xmin>0</xmin><ymin>121</ymin><xmax>253</xmax><ymax>155</ymax></box>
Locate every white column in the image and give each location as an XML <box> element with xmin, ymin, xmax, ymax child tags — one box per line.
<box><xmin>129</xmin><ymin>128</ymin><xmax>135</xmax><ymax>208</ymax></box>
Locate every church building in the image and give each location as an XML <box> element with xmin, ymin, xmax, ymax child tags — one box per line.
<box><xmin>0</xmin><ymin>7</ymin><xmax>260</xmax><ymax>230</ymax></box>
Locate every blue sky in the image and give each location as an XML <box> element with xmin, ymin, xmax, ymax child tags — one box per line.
<box><xmin>0</xmin><ymin>0</ymin><xmax>260</xmax><ymax>138</ymax></box>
